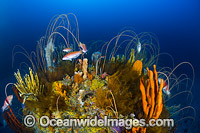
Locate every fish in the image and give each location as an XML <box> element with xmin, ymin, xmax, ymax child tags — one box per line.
<box><xmin>80</xmin><ymin>42</ymin><xmax>87</xmax><ymax>53</ymax></box>
<box><xmin>62</xmin><ymin>51</ymin><xmax>82</xmax><ymax>61</ymax></box>
<box><xmin>158</xmin><ymin>78</ymin><xmax>171</xmax><ymax>95</ymax></box>
<box><xmin>137</xmin><ymin>41</ymin><xmax>141</xmax><ymax>53</ymax></box>
<box><xmin>63</xmin><ymin>48</ymin><xmax>73</xmax><ymax>52</ymax></box>
<box><xmin>2</xmin><ymin>95</ymin><xmax>13</xmax><ymax>112</ymax></box>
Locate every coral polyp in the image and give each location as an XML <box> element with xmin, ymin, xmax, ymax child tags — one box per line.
<box><xmin>3</xmin><ymin>13</ymin><xmax>195</xmax><ymax>133</ymax></box>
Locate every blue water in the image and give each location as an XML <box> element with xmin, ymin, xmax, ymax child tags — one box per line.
<box><xmin>0</xmin><ymin>0</ymin><xmax>200</xmax><ymax>132</ymax></box>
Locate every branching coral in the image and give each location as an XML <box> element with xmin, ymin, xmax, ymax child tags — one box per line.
<box><xmin>14</xmin><ymin>67</ymin><xmax>43</xmax><ymax>97</ymax></box>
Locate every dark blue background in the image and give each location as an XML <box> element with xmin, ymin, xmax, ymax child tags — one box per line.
<box><xmin>0</xmin><ymin>0</ymin><xmax>200</xmax><ymax>132</ymax></box>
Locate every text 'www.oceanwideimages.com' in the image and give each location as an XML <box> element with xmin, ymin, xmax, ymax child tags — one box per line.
<box><xmin>24</xmin><ymin>115</ymin><xmax>174</xmax><ymax>129</ymax></box>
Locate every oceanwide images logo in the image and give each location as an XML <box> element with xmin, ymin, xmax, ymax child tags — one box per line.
<box><xmin>23</xmin><ymin>114</ymin><xmax>174</xmax><ymax>129</ymax></box>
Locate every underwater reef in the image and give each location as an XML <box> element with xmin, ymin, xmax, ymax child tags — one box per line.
<box><xmin>2</xmin><ymin>14</ymin><xmax>196</xmax><ymax>133</ymax></box>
